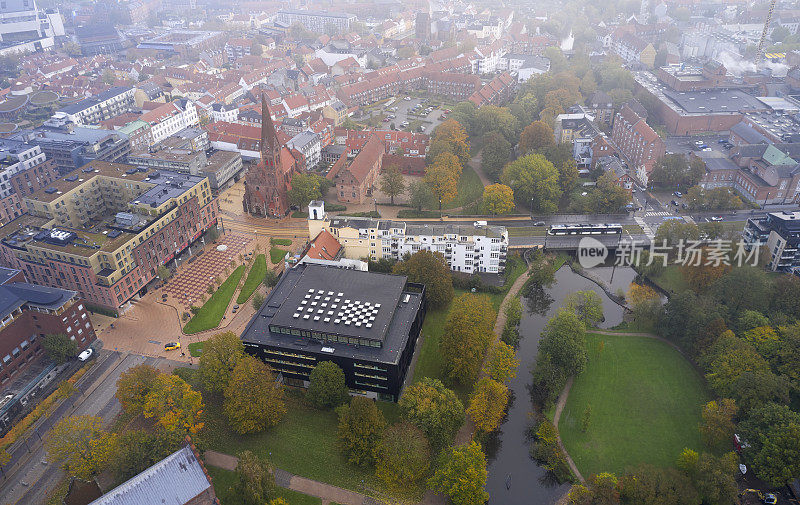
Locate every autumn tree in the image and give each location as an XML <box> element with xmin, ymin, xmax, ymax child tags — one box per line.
<box><xmin>225</xmin><ymin>354</ymin><xmax>286</xmax><ymax>434</ymax></box>
<box><xmin>379</xmin><ymin>165</ymin><xmax>406</xmax><ymax>204</ymax></box>
<box><xmin>467</xmin><ymin>377</ymin><xmax>508</xmax><ymax>433</ymax></box>
<box><xmin>336</xmin><ymin>396</ymin><xmax>386</xmax><ymax>466</ymax></box>
<box><xmin>440</xmin><ymin>293</ymin><xmax>496</xmax><ymax>383</ymax></box>
<box><xmin>483</xmin><ymin>341</ymin><xmax>518</xmax><ymax>383</ymax></box>
<box><xmin>374</xmin><ymin>422</ymin><xmax>430</xmax><ymax>492</ymax></box>
<box><xmin>482</xmin><ymin>183</ymin><xmax>515</xmax><ymax>215</ymax></box>
<box><xmin>116</xmin><ymin>364</ymin><xmax>161</xmax><ymax>416</ymax></box>
<box><xmin>307</xmin><ymin>361</ymin><xmax>349</xmax><ymax>409</ymax></box>
<box><xmin>287</xmin><ymin>173</ymin><xmax>323</xmax><ymax>210</ymax></box>
<box><xmin>232</xmin><ymin>451</ymin><xmax>277</xmax><ymax>505</ymax></box>
<box><xmin>42</xmin><ymin>333</ymin><xmax>77</xmax><ymax>364</ymax></box>
<box><xmin>564</xmin><ymin>290</ymin><xmax>604</xmax><ymax>327</ymax></box>
<box><xmin>199</xmin><ymin>331</ymin><xmax>245</xmax><ymax>394</ymax></box>
<box><xmin>567</xmin><ymin>472</ymin><xmax>620</xmax><ymax>505</ymax></box>
<box><xmin>700</xmin><ymin>399</ymin><xmax>737</xmax><ymax>449</ymax></box>
<box><xmin>739</xmin><ymin>402</ymin><xmax>800</xmax><ymax>486</ymax></box>
<box><xmin>399</xmin><ymin>377</ymin><xmax>464</xmax><ymax>449</ymax></box>
<box><xmin>650</xmin><ymin>154</ymin><xmax>705</xmax><ymax>189</ymax></box>
<box><xmin>111</xmin><ymin>430</ymin><xmax>181</xmax><ymax>482</ymax></box>
<box><xmin>428</xmin><ymin>441</ymin><xmax>489</xmax><ymax>505</ymax></box>
<box><xmin>680</xmin><ymin>256</ymin><xmax>731</xmax><ymax>294</ymax></box>
<box><xmin>393</xmin><ymin>250</ymin><xmax>453</xmax><ymax>308</ymax></box>
<box><xmin>449</xmin><ymin>101</ymin><xmax>477</xmax><ymax>132</ymax></box>
<box><xmin>558</xmin><ymin>158</ymin><xmax>579</xmax><ymax>193</ymax></box>
<box><xmin>501</xmin><ymin>154</ymin><xmax>562</xmax><ymax>213</ymax></box>
<box><xmin>692</xmin><ymin>452</ymin><xmax>738</xmax><ymax>505</ymax></box>
<box><xmin>429</xmin><ymin>119</ymin><xmax>471</xmax><ymax>165</ymax></box>
<box><xmin>519</xmin><ymin>121</ymin><xmax>555</xmax><ymax>154</ymax></box>
<box><xmin>626</xmin><ymin>283</ymin><xmax>661</xmax><ymax>327</ymax></box>
<box><xmin>46</xmin><ymin>416</ymin><xmax>116</xmax><ymax>480</ymax></box>
<box><xmin>472</xmin><ymin>105</ymin><xmax>519</xmax><ymax>143</ymax></box>
<box><xmin>424</xmin><ymin>152</ymin><xmax>462</xmax><ymax>208</ymax></box>
<box><xmin>481</xmin><ymin>131</ymin><xmax>510</xmax><ymax>180</ymax></box>
<box><xmin>590</xmin><ymin>172</ymin><xmax>630</xmax><ymax>213</ymax></box>
<box><xmin>143</xmin><ymin>374</ymin><xmax>204</xmax><ymax>434</ymax></box>
<box><xmin>618</xmin><ymin>464</ymin><xmax>699</xmax><ymax>505</ymax></box>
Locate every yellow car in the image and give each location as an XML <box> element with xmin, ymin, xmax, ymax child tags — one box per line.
<box><xmin>164</xmin><ymin>342</ymin><xmax>181</xmax><ymax>351</ymax></box>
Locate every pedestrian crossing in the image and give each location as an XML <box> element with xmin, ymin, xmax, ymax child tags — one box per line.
<box><xmin>634</xmin><ymin>216</ymin><xmax>656</xmax><ymax>240</ymax></box>
<box><xmin>644</xmin><ymin>211</ymin><xmax>672</xmax><ymax>217</ymax></box>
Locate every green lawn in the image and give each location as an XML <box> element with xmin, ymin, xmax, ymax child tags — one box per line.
<box><xmin>188</xmin><ymin>341</ymin><xmax>205</xmax><ymax>357</ymax></box>
<box><xmin>647</xmin><ymin>265</ymin><xmax>688</xmax><ymax>295</ymax></box>
<box><xmin>272</xmin><ymin>238</ymin><xmax>293</xmax><ymax>246</ymax></box>
<box><xmin>207</xmin><ymin>466</ymin><xmax>322</xmax><ymax>505</ymax></box>
<box><xmin>440</xmin><ymin>164</ymin><xmax>484</xmax><ymax>210</ymax></box>
<box><xmin>183</xmin><ymin>265</ymin><xmax>246</xmax><ymax>334</ymax></box>
<box><xmin>559</xmin><ymin>333</ymin><xmax>708</xmax><ymax>477</ymax></box>
<box><xmin>236</xmin><ymin>254</ymin><xmax>266</xmax><ymax>304</ymax></box>
<box><xmin>270</xmin><ymin>247</ymin><xmax>288</xmax><ymax>264</ymax></box>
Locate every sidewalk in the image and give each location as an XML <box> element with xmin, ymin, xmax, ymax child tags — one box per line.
<box><xmin>204</xmin><ymin>450</ymin><xmax>372</xmax><ymax>505</ymax></box>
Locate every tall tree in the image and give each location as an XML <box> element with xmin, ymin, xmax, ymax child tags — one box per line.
<box><xmin>428</xmin><ymin>441</ymin><xmax>489</xmax><ymax>505</ymax></box>
<box><xmin>564</xmin><ymin>290</ymin><xmax>604</xmax><ymax>327</ymax></box>
<box><xmin>700</xmin><ymin>399</ymin><xmax>737</xmax><ymax>449</ymax></box>
<box><xmin>408</xmin><ymin>180</ymin><xmax>434</xmax><ymax>211</ymax></box>
<box><xmin>618</xmin><ymin>464</ymin><xmax>699</xmax><ymax>505</ymax></box>
<box><xmin>199</xmin><ymin>331</ymin><xmax>246</xmax><ymax>394</ymax></box>
<box><xmin>480</xmin><ymin>132</ymin><xmax>511</xmax><ymax>180</ymax></box>
<box><xmin>374</xmin><ymin>422</ymin><xmax>430</xmax><ymax>492</ymax></box>
<box><xmin>46</xmin><ymin>416</ymin><xmax>116</xmax><ymax>480</ymax></box>
<box><xmin>482</xmin><ymin>183</ymin><xmax>515</xmax><ymax>215</ymax></box>
<box><xmin>307</xmin><ymin>361</ymin><xmax>349</xmax><ymax>409</ymax></box>
<box><xmin>692</xmin><ymin>452</ymin><xmax>738</xmax><ymax>505</ymax></box>
<box><xmin>473</xmin><ymin>105</ymin><xmax>519</xmax><ymax>142</ymax></box>
<box><xmin>501</xmin><ymin>154</ymin><xmax>562</xmax><ymax>213</ymax></box>
<box><xmin>467</xmin><ymin>377</ymin><xmax>509</xmax><ymax>433</ymax></box>
<box><xmin>441</xmin><ymin>293</ymin><xmax>496</xmax><ymax>383</ymax></box>
<box><xmin>424</xmin><ymin>152</ymin><xmax>462</xmax><ymax>207</ymax></box>
<box><xmin>429</xmin><ymin>119</ymin><xmax>471</xmax><ymax>165</ymax></box>
<box><xmin>287</xmin><ymin>173</ymin><xmax>322</xmax><ymax>210</ymax></box>
<box><xmin>224</xmin><ymin>354</ymin><xmax>286</xmax><ymax>434</ymax></box>
<box><xmin>232</xmin><ymin>451</ymin><xmax>277</xmax><ymax>505</ymax></box>
<box><xmin>379</xmin><ymin>165</ymin><xmax>406</xmax><ymax>205</ymax></box>
<box><xmin>449</xmin><ymin>101</ymin><xmax>477</xmax><ymax>132</ymax></box>
<box><xmin>116</xmin><ymin>364</ymin><xmax>161</xmax><ymax>416</ymax></box>
<box><xmin>483</xmin><ymin>341</ymin><xmax>519</xmax><ymax>383</ymax></box>
<box><xmin>143</xmin><ymin>374</ymin><xmax>204</xmax><ymax>434</ymax></box>
<box><xmin>519</xmin><ymin>121</ymin><xmax>555</xmax><ymax>154</ymax></box>
<box><xmin>42</xmin><ymin>333</ymin><xmax>77</xmax><ymax>364</ymax></box>
<box><xmin>392</xmin><ymin>250</ymin><xmax>453</xmax><ymax>308</ymax></box>
<box><xmin>336</xmin><ymin>396</ymin><xmax>386</xmax><ymax>466</ymax></box>
<box><xmin>590</xmin><ymin>172</ymin><xmax>630</xmax><ymax>213</ymax></box>
<box><xmin>110</xmin><ymin>430</ymin><xmax>181</xmax><ymax>482</ymax></box>
<box><xmin>399</xmin><ymin>377</ymin><xmax>465</xmax><ymax>449</ymax></box>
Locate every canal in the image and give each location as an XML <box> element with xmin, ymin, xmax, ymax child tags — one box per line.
<box><xmin>485</xmin><ymin>264</ymin><xmax>633</xmax><ymax>504</ymax></box>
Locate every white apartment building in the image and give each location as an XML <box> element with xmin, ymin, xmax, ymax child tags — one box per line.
<box><xmin>307</xmin><ymin>202</ymin><xmax>509</xmax><ymax>274</ymax></box>
<box><xmin>141</xmin><ymin>100</ymin><xmax>199</xmax><ymax>146</ymax></box>
<box><xmin>0</xmin><ymin>0</ymin><xmax>63</xmax><ymax>43</ymax></box>
<box><xmin>54</xmin><ymin>87</ymin><xmax>135</xmax><ymax>125</ymax></box>
<box><xmin>286</xmin><ymin>131</ymin><xmax>321</xmax><ymax>169</ymax></box>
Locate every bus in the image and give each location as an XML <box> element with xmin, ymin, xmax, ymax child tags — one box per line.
<box><xmin>547</xmin><ymin>223</ymin><xmax>623</xmax><ymax>236</ymax></box>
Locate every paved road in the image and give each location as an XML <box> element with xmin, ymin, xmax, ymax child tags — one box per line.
<box><xmin>0</xmin><ymin>351</ymin><xmax>165</xmax><ymax>505</ymax></box>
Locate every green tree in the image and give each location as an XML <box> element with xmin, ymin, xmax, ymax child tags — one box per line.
<box><xmin>408</xmin><ymin>180</ymin><xmax>434</xmax><ymax>211</ymax></box>
<box><xmin>590</xmin><ymin>172</ymin><xmax>630</xmax><ymax>213</ymax></box>
<box><xmin>649</xmin><ymin>154</ymin><xmax>704</xmax><ymax>189</ymax></box>
<box><xmin>700</xmin><ymin>399</ymin><xmax>737</xmax><ymax>449</ymax></box>
<box><xmin>564</xmin><ymin>290</ymin><xmax>604</xmax><ymax>327</ymax></box>
<box><xmin>42</xmin><ymin>333</ymin><xmax>78</xmax><ymax>364</ymax></box>
<box><xmin>336</xmin><ymin>396</ymin><xmax>386</xmax><ymax>466</ymax></box>
<box><xmin>393</xmin><ymin>250</ymin><xmax>453</xmax><ymax>308</ymax></box>
<box><xmin>374</xmin><ymin>422</ymin><xmax>430</xmax><ymax>492</ymax></box>
<box><xmin>116</xmin><ymin>364</ymin><xmax>161</xmax><ymax>416</ymax></box>
<box><xmin>252</xmin><ymin>291</ymin><xmax>265</xmax><ymax>310</ymax></box>
<box><xmin>449</xmin><ymin>101</ymin><xmax>477</xmax><ymax>132</ymax></box>
<box><xmin>224</xmin><ymin>354</ymin><xmax>286</xmax><ymax>434</ymax></box>
<box><xmin>232</xmin><ymin>451</ymin><xmax>276</xmax><ymax>505</ymax></box>
<box><xmin>483</xmin><ymin>341</ymin><xmax>519</xmax><ymax>383</ymax></box>
<box><xmin>482</xmin><ymin>183</ymin><xmax>515</xmax><ymax>215</ymax></box>
<box><xmin>519</xmin><ymin>120</ymin><xmax>555</xmax><ymax>154</ymax></box>
<box><xmin>480</xmin><ymin>131</ymin><xmax>511</xmax><ymax>180</ymax></box>
<box><xmin>428</xmin><ymin>441</ymin><xmax>489</xmax><ymax>505</ymax></box>
<box><xmin>473</xmin><ymin>105</ymin><xmax>519</xmax><ymax>142</ymax></box>
<box><xmin>693</xmin><ymin>452</ymin><xmax>738</xmax><ymax>505</ymax></box>
<box><xmin>399</xmin><ymin>377</ymin><xmax>465</xmax><ymax>449</ymax></box>
<box><xmin>110</xmin><ymin>430</ymin><xmax>181</xmax><ymax>482</ymax></box>
<box><xmin>531</xmin><ymin>309</ymin><xmax>588</xmax><ymax>406</ymax></box>
<box><xmin>712</xmin><ymin>266</ymin><xmax>772</xmax><ymax>319</ymax></box>
<box><xmin>157</xmin><ymin>264</ymin><xmax>171</xmax><ymax>281</ymax></box>
<box><xmin>558</xmin><ymin>158</ymin><xmax>579</xmax><ymax>193</ymax></box>
<box><xmin>379</xmin><ymin>165</ymin><xmax>405</xmax><ymax>205</ymax></box>
<box><xmin>653</xmin><ymin>220</ymin><xmax>700</xmax><ymax>249</ymax></box>
<box><xmin>199</xmin><ymin>331</ymin><xmax>245</xmax><ymax>394</ymax></box>
<box><xmin>467</xmin><ymin>377</ymin><xmax>508</xmax><ymax>433</ymax></box>
<box><xmin>501</xmin><ymin>153</ymin><xmax>562</xmax><ymax>213</ymax></box>
<box><xmin>740</xmin><ymin>402</ymin><xmax>800</xmax><ymax>486</ymax></box>
<box><xmin>307</xmin><ymin>361</ymin><xmax>349</xmax><ymax>408</ymax></box>
<box><xmin>287</xmin><ymin>173</ymin><xmax>322</xmax><ymax>210</ymax></box>
<box><xmin>619</xmin><ymin>464</ymin><xmax>699</xmax><ymax>505</ymax></box>
<box><xmin>263</xmin><ymin>268</ymin><xmax>278</xmax><ymax>288</ymax></box>
<box><xmin>46</xmin><ymin>416</ymin><xmax>116</xmax><ymax>480</ymax></box>
<box><xmin>441</xmin><ymin>293</ymin><xmax>496</xmax><ymax>383</ymax></box>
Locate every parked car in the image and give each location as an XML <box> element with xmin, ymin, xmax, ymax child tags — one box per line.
<box><xmin>404</xmin><ymin>96</ymin><xmax>411</xmax><ymax>101</ymax></box>
<box><xmin>710</xmin><ymin>216</ymin><xmax>723</xmax><ymax>222</ymax></box>
<box><xmin>533</xmin><ymin>221</ymin><xmax>545</xmax><ymax>226</ymax></box>
<box><xmin>694</xmin><ymin>140</ymin><xmax>704</xmax><ymax>146</ymax></box>
<box><xmin>164</xmin><ymin>342</ymin><xmax>181</xmax><ymax>351</ymax></box>
<box><xmin>78</xmin><ymin>348</ymin><xmax>93</xmax><ymax>362</ymax></box>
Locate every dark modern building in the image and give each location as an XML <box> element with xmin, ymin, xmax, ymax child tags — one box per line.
<box><xmin>744</xmin><ymin>210</ymin><xmax>800</xmax><ymax>272</ymax></box>
<box><xmin>241</xmin><ymin>263</ymin><xmax>425</xmax><ymax>401</ymax></box>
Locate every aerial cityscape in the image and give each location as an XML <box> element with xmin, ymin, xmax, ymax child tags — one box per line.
<box><xmin>0</xmin><ymin>0</ymin><xmax>798</xmax><ymax>503</ymax></box>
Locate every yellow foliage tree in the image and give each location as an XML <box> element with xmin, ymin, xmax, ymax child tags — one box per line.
<box><xmin>116</xmin><ymin>364</ymin><xmax>161</xmax><ymax>416</ymax></box>
<box><xmin>143</xmin><ymin>374</ymin><xmax>204</xmax><ymax>434</ymax></box>
<box><xmin>482</xmin><ymin>184</ymin><xmax>515</xmax><ymax>215</ymax></box>
<box><xmin>224</xmin><ymin>354</ymin><xmax>287</xmax><ymax>434</ymax></box>
<box><xmin>424</xmin><ymin>152</ymin><xmax>461</xmax><ymax>207</ymax></box>
<box><xmin>467</xmin><ymin>377</ymin><xmax>509</xmax><ymax>433</ymax></box>
<box><xmin>483</xmin><ymin>341</ymin><xmax>519</xmax><ymax>383</ymax></box>
<box><xmin>519</xmin><ymin>121</ymin><xmax>555</xmax><ymax>154</ymax></box>
<box><xmin>441</xmin><ymin>293</ymin><xmax>496</xmax><ymax>384</ymax></box>
<box><xmin>431</xmin><ymin>119</ymin><xmax>470</xmax><ymax>165</ymax></box>
<box><xmin>45</xmin><ymin>416</ymin><xmax>117</xmax><ymax>480</ymax></box>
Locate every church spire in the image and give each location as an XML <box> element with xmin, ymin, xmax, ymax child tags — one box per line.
<box><xmin>260</xmin><ymin>91</ymin><xmax>278</xmax><ymax>155</ymax></box>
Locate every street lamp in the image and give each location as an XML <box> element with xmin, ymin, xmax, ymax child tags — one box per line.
<box><xmin>530</xmin><ymin>197</ymin><xmax>534</xmax><ymax>220</ymax></box>
<box><xmin>438</xmin><ymin>196</ymin><xmax>442</xmax><ymax>220</ymax></box>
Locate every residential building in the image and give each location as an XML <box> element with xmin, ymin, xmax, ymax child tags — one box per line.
<box><xmin>89</xmin><ymin>444</ymin><xmax>217</xmax><ymax>505</ymax></box>
<box><xmin>586</xmin><ymin>91</ymin><xmax>614</xmax><ymax>125</ymax></box>
<box><xmin>328</xmin><ymin>134</ymin><xmax>382</xmax><ymax>204</ymax></box>
<box><xmin>0</xmin><ymin>0</ymin><xmax>64</xmax><ymax>46</ymax></box>
<box><xmin>140</xmin><ymin>100</ymin><xmax>200</xmax><ymax>146</ymax></box>
<box><xmin>596</xmin><ymin>156</ymin><xmax>634</xmax><ymax>192</ymax></box>
<box><xmin>468</xmin><ymin>72</ymin><xmax>515</xmax><ymax>107</ymax></box>
<box><xmin>0</xmin><ymin>161</ymin><xmax>219</xmax><ymax>310</ymax></box>
<box><xmin>611</xmin><ymin>100</ymin><xmax>665</xmax><ymax>184</ymax></box>
<box><xmin>53</xmin><ymin>87</ymin><xmax>135</xmax><ymax>125</ymax></box>
<box><xmin>496</xmin><ymin>54</ymin><xmax>550</xmax><ymax>82</ymax></box>
<box><xmin>744</xmin><ymin>211</ymin><xmax>800</xmax><ymax>272</ymax></box>
<box><xmin>241</xmin><ymin>262</ymin><xmax>425</xmax><ymax>401</ymax></box>
<box><xmin>346</xmin><ymin>130</ymin><xmax>429</xmax><ymax>157</ymax></box>
<box><xmin>287</xmin><ymin>131</ymin><xmax>321</xmax><ymax>169</ymax></box>
<box><xmin>322</xmin><ymin>100</ymin><xmax>348</xmax><ymax>126</ymax></box>
<box><xmin>275</xmin><ymin>10</ymin><xmax>355</xmax><ymax>34</ymax></box>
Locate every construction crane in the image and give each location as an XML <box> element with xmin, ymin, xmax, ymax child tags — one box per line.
<box><xmin>756</xmin><ymin>0</ymin><xmax>779</xmax><ymax>61</ymax></box>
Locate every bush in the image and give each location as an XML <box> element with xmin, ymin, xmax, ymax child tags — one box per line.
<box><xmin>307</xmin><ymin>361</ymin><xmax>349</xmax><ymax>409</ymax></box>
<box><xmin>501</xmin><ymin>323</ymin><xmax>521</xmax><ymax>347</ymax></box>
<box><xmin>85</xmin><ymin>303</ymin><xmax>118</xmax><ymax>318</ymax></box>
<box><xmin>529</xmin><ymin>419</ymin><xmax>574</xmax><ymax>483</ymax></box>
<box><xmin>324</xmin><ymin>203</ymin><xmax>346</xmax><ymax>212</ymax></box>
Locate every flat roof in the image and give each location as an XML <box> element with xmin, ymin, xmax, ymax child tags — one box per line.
<box><xmin>27</xmin><ymin>160</ymin><xmax>153</xmax><ymax>203</ymax></box>
<box><xmin>662</xmin><ymin>88</ymin><xmax>765</xmax><ymax>114</ymax></box>
<box><xmin>242</xmin><ymin>263</ymin><xmax>423</xmax><ymax>365</ymax></box>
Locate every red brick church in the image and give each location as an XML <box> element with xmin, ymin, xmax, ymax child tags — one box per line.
<box><xmin>243</xmin><ymin>93</ymin><xmax>300</xmax><ymax>217</ymax></box>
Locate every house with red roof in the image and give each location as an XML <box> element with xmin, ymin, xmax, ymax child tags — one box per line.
<box><xmin>611</xmin><ymin>100</ymin><xmax>665</xmax><ymax>184</ymax></box>
<box><xmin>331</xmin><ymin>134</ymin><xmax>383</xmax><ymax>204</ymax></box>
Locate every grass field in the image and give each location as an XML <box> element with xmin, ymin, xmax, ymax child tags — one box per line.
<box><xmin>559</xmin><ymin>333</ymin><xmax>708</xmax><ymax>477</ymax></box>
<box><xmin>272</xmin><ymin>238</ymin><xmax>293</xmax><ymax>246</ymax></box>
<box><xmin>646</xmin><ymin>265</ymin><xmax>688</xmax><ymax>295</ymax></box>
<box><xmin>270</xmin><ymin>247</ymin><xmax>288</xmax><ymax>264</ymax></box>
<box><xmin>440</xmin><ymin>164</ymin><xmax>484</xmax><ymax>210</ymax></box>
<box><xmin>188</xmin><ymin>341</ymin><xmax>204</xmax><ymax>357</ymax></box>
<box><xmin>183</xmin><ymin>265</ymin><xmax>246</xmax><ymax>334</ymax></box>
<box><xmin>207</xmin><ymin>466</ymin><xmax>322</xmax><ymax>505</ymax></box>
<box><xmin>236</xmin><ymin>254</ymin><xmax>266</xmax><ymax>304</ymax></box>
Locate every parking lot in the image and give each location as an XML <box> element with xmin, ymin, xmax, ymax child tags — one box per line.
<box><xmin>361</xmin><ymin>95</ymin><xmax>450</xmax><ymax>133</ymax></box>
<box><xmin>665</xmin><ymin>134</ymin><xmax>731</xmax><ymax>155</ymax></box>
